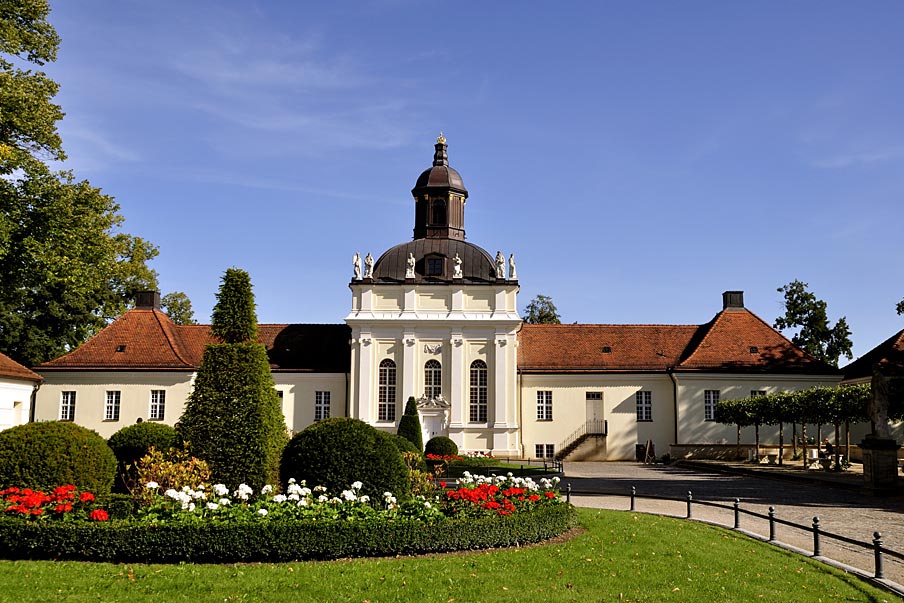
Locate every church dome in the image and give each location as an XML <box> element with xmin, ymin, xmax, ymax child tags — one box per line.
<box><xmin>411</xmin><ymin>133</ymin><xmax>468</xmax><ymax>196</ymax></box>
<box><xmin>372</xmin><ymin>238</ymin><xmax>496</xmax><ymax>284</ymax></box>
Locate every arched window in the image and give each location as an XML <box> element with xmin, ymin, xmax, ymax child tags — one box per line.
<box><xmin>431</xmin><ymin>199</ymin><xmax>446</xmax><ymax>225</ymax></box>
<box><xmin>424</xmin><ymin>359</ymin><xmax>442</xmax><ymax>400</ymax></box>
<box><xmin>469</xmin><ymin>360</ymin><xmax>488</xmax><ymax>423</ymax></box>
<box><xmin>378</xmin><ymin>359</ymin><xmax>397</xmax><ymax>422</ymax></box>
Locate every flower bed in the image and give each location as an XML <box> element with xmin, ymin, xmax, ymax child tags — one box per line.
<box><xmin>0</xmin><ymin>474</ymin><xmax>576</xmax><ymax>562</ymax></box>
<box><xmin>2</xmin><ymin>485</ymin><xmax>109</xmax><ymax>522</ymax></box>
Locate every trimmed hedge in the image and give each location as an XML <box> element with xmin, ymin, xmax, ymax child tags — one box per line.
<box><xmin>107</xmin><ymin>422</ymin><xmax>178</xmax><ymax>492</ymax></box>
<box><xmin>397</xmin><ymin>396</ymin><xmax>423</xmax><ymax>452</ymax></box>
<box><xmin>425</xmin><ymin>436</ymin><xmax>458</xmax><ymax>457</ymax></box>
<box><xmin>0</xmin><ymin>504</ymin><xmax>576</xmax><ymax>562</ymax></box>
<box><xmin>281</xmin><ymin>418</ymin><xmax>410</xmax><ymax>501</ymax></box>
<box><xmin>0</xmin><ymin>422</ymin><xmax>116</xmax><ymax>496</ymax></box>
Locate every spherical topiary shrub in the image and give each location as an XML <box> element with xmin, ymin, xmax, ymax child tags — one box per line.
<box><xmin>0</xmin><ymin>421</ymin><xmax>116</xmax><ymax>495</ymax></box>
<box><xmin>107</xmin><ymin>422</ymin><xmax>178</xmax><ymax>492</ymax></box>
<box><xmin>280</xmin><ymin>418</ymin><xmax>410</xmax><ymax>500</ymax></box>
<box><xmin>425</xmin><ymin>436</ymin><xmax>458</xmax><ymax>458</ymax></box>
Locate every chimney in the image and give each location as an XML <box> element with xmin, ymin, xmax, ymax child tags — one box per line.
<box><xmin>135</xmin><ymin>290</ymin><xmax>161</xmax><ymax>310</ymax></box>
<box><xmin>722</xmin><ymin>291</ymin><xmax>744</xmax><ymax>310</ymax></box>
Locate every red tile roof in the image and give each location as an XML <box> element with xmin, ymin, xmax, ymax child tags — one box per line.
<box><xmin>518</xmin><ymin>324</ymin><xmax>699</xmax><ymax>372</ymax></box>
<box><xmin>842</xmin><ymin>328</ymin><xmax>904</xmax><ymax>381</ymax></box>
<box><xmin>519</xmin><ymin>308</ymin><xmax>838</xmax><ymax>375</ymax></box>
<box><xmin>676</xmin><ymin>308</ymin><xmax>837</xmax><ymax>374</ymax></box>
<box><xmin>0</xmin><ymin>351</ymin><xmax>42</xmax><ymax>382</ymax></box>
<box><xmin>36</xmin><ymin>309</ymin><xmax>350</xmax><ymax>373</ymax></box>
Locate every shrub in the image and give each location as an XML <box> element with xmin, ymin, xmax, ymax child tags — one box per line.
<box><xmin>0</xmin><ymin>504</ymin><xmax>577</xmax><ymax>562</ymax></box>
<box><xmin>0</xmin><ymin>422</ymin><xmax>116</xmax><ymax>496</ymax></box>
<box><xmin>425</xmin><ymin>436</ymin><xmax>458</xmax><ymax>458</ymax></box>
<box><xmin>280</xmin><ymin>418</ymin><xmax>410</xmax><ymax>501</ymax></box>
<box><xmin>392</xmin><ymin>435</ymin><xmax>427</xmax><ymax>471</ymax></box>
<box><xmin>107</xmin><ymin>422</ymin><xmax>178</xmax><ymax>492</ymax></box>
<box><xmin>178</xmin><ymin>268</ymin><xmax>288</xmax><ymax>490</ymax></box>
<box><xmin>132</xmin><ymin>447</ymin><xmax>211</xmax><ymax>507</ymax></box>
<box><xmin>397</xmin><ymin>396</ymin><xmax>423</xmax><ymax>452</ymax></box>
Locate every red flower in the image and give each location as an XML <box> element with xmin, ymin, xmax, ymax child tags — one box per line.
<box><xmin>439</xmin><ymin>481</ymin><xmax>447</xmax><ymax>489</ymax></box>
<box><xmin>79</xmin><ymin>491</ymin><xmax>95</xmax><ymax>503</ymax></box>
<box><xmin>54</xmin><ymin>503</ymin><xmax>73</xmax><ymax>514</ymax></box>
<box><xmin>544</xmin><ymin>491</ymin><xmax>556</xmax><ymax>499</ymax></box>
<box><xmin>528</xmin><ymin>494</ymin><xmax>540</xmax><ymax>502</ymax></box>
<box><xmin>88</xmin><ymin>509</ymin><xmax>109</xmax><ymax>522</ymax></box>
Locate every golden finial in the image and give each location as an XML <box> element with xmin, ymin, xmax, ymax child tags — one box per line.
<box><xmin>436</xmin><ymin>131</ymin><xmax>446</xmax><ymax>145</ymax></box>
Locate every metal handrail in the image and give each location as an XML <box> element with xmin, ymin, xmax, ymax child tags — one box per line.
<box><xmin>556</xmin><ymin>419</ymin><xmax>608</xmax><ymax>458</ymax></box>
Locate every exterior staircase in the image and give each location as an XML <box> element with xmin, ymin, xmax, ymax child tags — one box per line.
<box><xmin>555</xmin><ymin>419</ymin><xmax>608</xmax><ymax>461</ymax></box>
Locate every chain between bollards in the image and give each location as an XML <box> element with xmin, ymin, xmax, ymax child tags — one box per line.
<box><xmin>630</xmin><ymin>486</ymin><xmax>636</xmax><ymax>511</ymax></box>
<box><xmin>686</xmin><ymin>491</ymin><xmax>693</xmax><ymax>519</ymax></box>
<box><xmin>812</xmin><ymin>517</ymin><xmax>821</xmax><ymax>557</ymax></box>
<box><xmin>733</xmin><ymin>498</ymin><xmax>740</xmax><ymax>529</ymax></box>
<box><xmin>768</xmin><ymin>506</ymin><xmax>776</xmax><ymax>542</ymax></box>
<box><xmin>874</xmin><ymin>532</ymin><xmax>884</xmax><ymax>579</ymax></box>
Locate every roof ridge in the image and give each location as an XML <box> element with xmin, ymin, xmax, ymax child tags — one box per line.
<box><xmin>153</xmin><ymin>310</ymin><xmax>194</xmax><ymax>367</ymax></box>
<box><xmin>522</xmin><ymin>323</ymin><xmax>701</xmax><ymax>328</ymax></box>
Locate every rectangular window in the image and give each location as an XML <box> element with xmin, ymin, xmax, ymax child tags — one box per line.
<box><xmin>535</xmin><ymin>444</ymin><xmax>555</xmax><ymax>459</ymax></box>
<box><xmin>315</xmin><ymin>391</ymin><xmax>331</xmax><ymax>421</ymax></box>
<box><xmin>104</xmin><ymin>391</ymin><xmax>121</xmax><ymax>421</ymax></box>
<box><xmin>635</xmin><ymin>391</ymin><xmax>652</xmax><ymax>421</ymax></box>
<box><xmin>60</xmin><ymin>391</ymin><xmax>76</xmax><ymax>421</ymax></box>
<box><xmin>537</xmin><ymin>391</ymin><xmax>553</xmax><ymax>421</ymax></box>
<box><xmin>586</xmin><ymin>392</ymin><xmax>602</xmax><ymax>401</ymax></box>
<box><xmin>704</xmin><ymin>390</ymin><xmax>720</xmax><ymax>421</ymax></box>
<box><xmin>149</xmin><ymin>390</ymin><xmax>166</xmax><ymax>421</ymax></box>
<box><xmin>750</xmin><ymin>390</ymin><xmax>766</xmax><ymax>398</ymax></box>
<box><xmin>378</xmin><ymin>361</ymin><xmax>397</xmax><ymax>422</ymax></box>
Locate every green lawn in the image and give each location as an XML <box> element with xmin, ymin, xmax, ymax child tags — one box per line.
<box><xmin>0</xmin><ymin>508</ymin><xmax>890</xmax><ymax>603</ymax></box>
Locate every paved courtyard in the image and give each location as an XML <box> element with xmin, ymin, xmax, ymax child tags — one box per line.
<box><xmin>563</xmin><ymin>461</ymin><xmax>904</xmax><ymax>587</ymax></box>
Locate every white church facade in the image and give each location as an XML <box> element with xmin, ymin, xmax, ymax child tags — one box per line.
<box><xmin>31</xmin><ymin>137</ymin><xmax>844</xmax><ymax>460</ymax></box>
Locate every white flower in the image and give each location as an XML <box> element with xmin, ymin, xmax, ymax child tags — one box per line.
<box><xmin>288</xmin><ymin>478</ymin><xmax>297</xmax><ymax>484</ymax></box>
<box><xmin>164</xmin><ymin>489</ymin><xmax>179</xmax><ymax>500</ymax></box>
<box><xmin>273</xmin><ymin>494</ymin><xmax>287</xmax><ymax>503</ymax></box>
<box><xmin>261</xmin><ymin>485</ymin><xmax>273</xmax><ymax>495</ymax></box>
<box><xmin>297</xmin><ymin>499</ymin><xmax>308</xmax><ymax>507</ymax></box>
<box><xmin>424</xmin><ymin>502</ymin><xmax>431</xmax><ymax>509</ymax></box>
<box><xmin>288</xmin><ymin>493</ymin><xmax>300</xmax><ymax>501</ymax></box>
<box><xmin>213</xmin><ymin>484</ymin><xmax>229</xmax><ymax>497</ymax></box>
<box><xmin>351</xmin><ymin>481</ymin><xmax>363</xmax><ymax>490</ymax></box>
<box><xmin>257</xmin><ymin>508</ymin><xmax>268</xmax><ymax>516</ymax></box>
<box><xmin>318</xmin><ymin>495</ymin><xmax>328</xmax><ymax>503</ymax></box>
<box><xmin>145</xmin><ymin>481</ymin><xmax>159</xmax><ymax>490</ymax></box>
<box><xmin>359</xmin><ymin>495</ymin><xmax>369</xmax><ymax>503</ymax></box>
<box><xmin>341</xmin><ymin>490</ymin><xmax>356</xmax><ymax>501</ymax></box>
<box><xmin>219</xmin><ymin>498</ymin><xmax>231</xmax><ymax>506</ymax></box>
<box><xmin>196</xmin><ymin>484</ymin><xmax>205</xmax><ymax>490</ymax></box>
<box><xmin>206</xmin><ymin>502</ymin><xmax>219</xmax><ymax>511</ymax></box>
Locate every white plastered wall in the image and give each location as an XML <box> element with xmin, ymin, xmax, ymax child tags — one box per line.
<box><xmin>0</xmin><ymin>378</ymin><xmax>36</xmax><ymax>431</ymax></box>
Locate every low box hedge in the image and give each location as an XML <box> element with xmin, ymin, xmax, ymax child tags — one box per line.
<box><xmin>0</xmin><ymin>504</ymin><xmax>576</xmax><ymax>563</ymax></box>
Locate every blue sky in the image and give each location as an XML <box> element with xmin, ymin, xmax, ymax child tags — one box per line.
<box><xmin>45</xmin><ymin>1</ymin><xmax>903</xmax><ymax>361</ymax></box>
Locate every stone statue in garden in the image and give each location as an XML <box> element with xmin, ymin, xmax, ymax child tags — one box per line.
<box><xmin>869</xmin><ymin>367</ymin><xmax>892</xmax><ymax>438</ymax></box>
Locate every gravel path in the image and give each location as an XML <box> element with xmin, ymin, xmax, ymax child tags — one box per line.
<box><xmin>563</xmin><ymin>461</ymin><xmax>904</xmax><ymax>587</ymax></box>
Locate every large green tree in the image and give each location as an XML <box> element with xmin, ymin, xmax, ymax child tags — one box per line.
<box><xmin>161</xmin><ymin>291</ymin><xmax>197</xmax><ymax>325</ymax></box>
<box><xmin>177</xmin><ymin>268</ymin><xmax>288</xmax><ymax>490</ymax></box>
<box><xmin>774</xmin><ymin>280</ymin><xmax>853</xmax><ymax>367</ymax></box>
<box><xmin>523</xmin><ymin>294</ymin><xmax>561</xmax><ymax>324</ymax></box>
<box><xmin>0</xmin><ymin>1</ymin><xmax>163</xmax><ymax>366</ymax></box>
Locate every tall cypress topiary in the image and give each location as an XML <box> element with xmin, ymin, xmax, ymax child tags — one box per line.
<box><xmin>177</xmin><ymin>268</ymin><xmax>288</xmax><ymax>490</ymax></box>
<box><xmin>397</xmin><ymin>396</ymin><xmax>423</xmax><ymax>452</ymax></box>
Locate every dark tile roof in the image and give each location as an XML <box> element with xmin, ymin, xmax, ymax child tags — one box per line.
<box><xmin>842</xmin><ymin>328</ymin><xmax>904</xmax><ymax>381</ymax></box>
<box><xmin>0</xmin><ymin>351</ymin><xmax>42</xmax><ymax>382</ymax></box>
<box><xmin>36</xmin><ymin>309</ymin><xmax>350</xmax><ymax>373</ymax></box>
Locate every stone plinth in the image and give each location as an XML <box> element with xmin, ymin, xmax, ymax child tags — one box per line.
<box><xmin>860</xmin><ymin>436</ymin><xmax>901</xmax><ymax>494</ymax></box>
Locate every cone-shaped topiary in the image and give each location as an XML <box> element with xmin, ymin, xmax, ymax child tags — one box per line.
<box><xmin>0</xmin><ymin>422</ymin><xmax>116</xmax><ymax>495</ymax></box>
<box><xmin>210</xmin><ymin>267</ymin><xmax>258</xmax><ymax>344</ymax></box>
<box><xmin>397</xmin><ymin>396</ymin><xmax>423</xmax><ymax>452</ymax></box>
<box><xmin>178</xmin><ymin>268</ymin><xmax>288</xmax><ymax>490</ymax></box>
<box><xmin>280</xmin><ymin>418</ymin><xmax>410</xmax><ymax>501</ymax></box>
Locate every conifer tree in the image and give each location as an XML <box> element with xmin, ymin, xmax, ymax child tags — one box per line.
<box><xmin>177</xmin><ymin>268</ymin><xmax>287</xmax><ymax>490</ymax></box>
<box><xmin>397</xmin><ymin>396</ymin><xmax>423</xmax><ymax>452</ymax></box>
